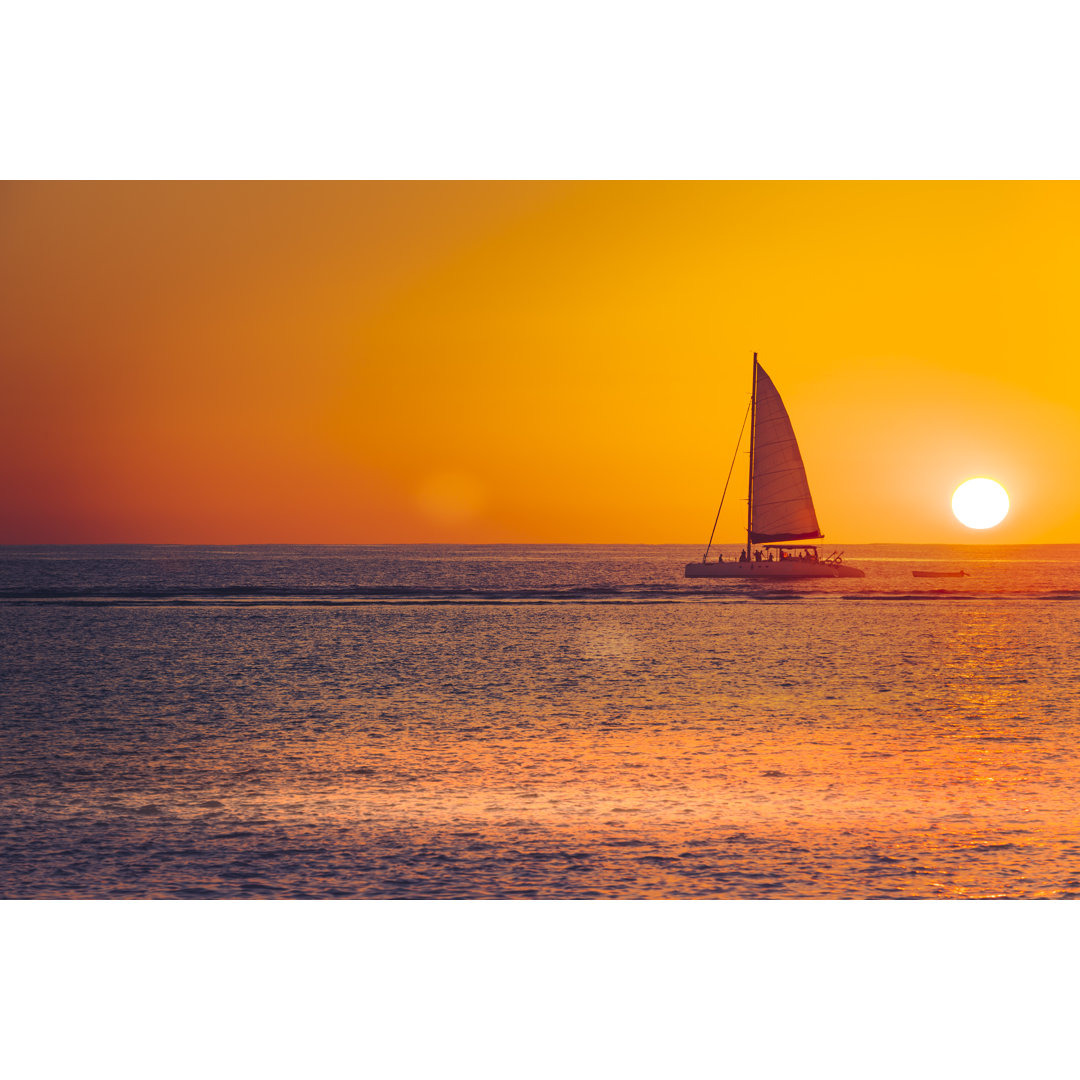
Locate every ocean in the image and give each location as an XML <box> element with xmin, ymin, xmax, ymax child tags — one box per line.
<box><xmin>3</xmin><ymin>543</ymin><xmax>1080</xmax><ymax>899</ymax></box>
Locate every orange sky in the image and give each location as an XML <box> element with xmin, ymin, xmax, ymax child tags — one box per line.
<box><xmin>2</xmin><ymin>181</ymin><xmax>1078</xmax><ymax>544</ymax></box>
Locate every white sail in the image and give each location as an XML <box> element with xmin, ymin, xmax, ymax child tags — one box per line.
<box><xmin>749</xmin><ymin>363</ymin><xmax>823</xmax><ymax>543</ymax></box>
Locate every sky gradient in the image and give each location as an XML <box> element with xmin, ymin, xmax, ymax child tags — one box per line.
<box><xmin>2</xmin><ymin>181</ymin><xmax>1078</xmax><ymax>544</ymax></box>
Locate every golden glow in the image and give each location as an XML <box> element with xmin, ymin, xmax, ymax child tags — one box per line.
<box><xmin>2</xmin><ymin>181</ymin><xmax>1080</xmax><ymax>543</ymax></box>
<box><xmin>951</xmin><ymin>478</ymin><xmax>1010</xmax><ymax>530</ymax></box>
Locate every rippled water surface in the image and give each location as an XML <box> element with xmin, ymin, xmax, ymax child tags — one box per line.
<box><xmin>4</xmin><ymin>543</ymin><xmax>1080</xmax><ymax>898</ymax></box>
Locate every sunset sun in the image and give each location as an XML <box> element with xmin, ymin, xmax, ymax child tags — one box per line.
<box><xmin>952</xmin><ymin>477</ymin><xmax>1010</xmax><ymax>529</ymax></box>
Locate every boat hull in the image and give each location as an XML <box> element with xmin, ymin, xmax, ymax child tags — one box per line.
<box><xmin>685</xmin><ymin>560</ymin><xmax>865</xmax><ymax>579</ymax></box>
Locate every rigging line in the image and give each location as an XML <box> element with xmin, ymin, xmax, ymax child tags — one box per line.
<box><xmin>703</xmin><ymin>398</ymin><xmax>753</xmax><ymax>563</ymax></box>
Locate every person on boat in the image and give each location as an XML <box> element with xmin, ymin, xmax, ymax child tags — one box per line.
<box><xmin>717</xmin><ymin>553</ymin><xmax>723</xmax><ymax>562</ymax></box>
<box><xmin>739</xmin><ymin>550</ymin><xmax>747</xmax><ymax>562</ymax></box>
<box><xmin>754</xmin><ymin>550</ymin><xmax>761</xmax><ymax>561</ymax></box>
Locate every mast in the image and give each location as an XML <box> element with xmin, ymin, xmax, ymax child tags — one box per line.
<box><xmin>746</xmin><ymin>352</ymin><xmax>757</xmax><ymax>557</ymax></box>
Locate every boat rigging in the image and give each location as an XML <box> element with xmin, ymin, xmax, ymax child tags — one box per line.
<box><xmin>685</xmin><ymin>353</ymin><xmax>865</xmax><ymax>580</ymax></box>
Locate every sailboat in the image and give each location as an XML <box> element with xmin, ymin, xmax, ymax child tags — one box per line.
<box><xmin>685</xmin><ymin>354</ymin><xmax>864</xmax><ymax>579</ymax></box>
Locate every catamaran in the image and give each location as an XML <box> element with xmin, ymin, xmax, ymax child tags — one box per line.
<box><xmin>685</xmin><ymin>353</ymin><xmax>864</xmax><ymax>579</ymax></box>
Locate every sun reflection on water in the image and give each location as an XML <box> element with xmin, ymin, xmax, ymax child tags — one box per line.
<box><xmin>5</xmin><ymin>577</ymin><xmax>1080</xmax><ymax>897</ymax></box>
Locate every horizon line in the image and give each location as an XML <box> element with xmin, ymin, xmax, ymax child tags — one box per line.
<box><xmin>0</xmin><ymin>540</ymin><xmax>1072</xmax><ymax>549</ymax></box>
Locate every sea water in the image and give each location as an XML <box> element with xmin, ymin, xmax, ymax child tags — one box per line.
<box><xmin>3</xmin><ymin>543</ymin><xmax>1080</xmax><ymax>899</ymax></box>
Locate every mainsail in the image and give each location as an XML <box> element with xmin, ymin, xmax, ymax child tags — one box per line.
<box><xmin>749</xmin><ymin>363</ymin><xmax>823</xmax><ymax>543</ymax></box>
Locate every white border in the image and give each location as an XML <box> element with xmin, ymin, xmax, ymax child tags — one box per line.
<box><xmin>4</xmin><ymin>900</ymin><xmax>1075</xmax><ymax>1078</ymax></box>
<box><xmin>5</xmin><ymin>2</ymin><xmax>1080</xmax><ymax>178</ymax></box>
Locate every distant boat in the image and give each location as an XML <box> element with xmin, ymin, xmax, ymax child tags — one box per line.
<box><xmin>912</xmin><ymin>570</ymin><xmax>968</xmax><ymax>578</ymax></box>
<box><xmin>685</xmin><ymin>354</ymin><xmax>864</xmax><ymax>579</ymax></box>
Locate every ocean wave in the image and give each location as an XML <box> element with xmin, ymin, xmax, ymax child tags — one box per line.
<box><xmin>3</xmin><ymin>583</ymin><xmax>1080</xmax><ymax>605</ymax></box>
<box><xmin>841</xmin><ymin>590</ymin><xmax>1080</xmax><ymax>601</ymax></box>
<box><xmin>0</xmin><ymin>585</ymin><xmax>751</xmax><ymax>605</ymax></box>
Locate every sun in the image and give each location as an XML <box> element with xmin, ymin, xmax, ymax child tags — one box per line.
<box><xmin>952</xmin><ymin>478</ymin><xmax>1009</xmax><ymax>529</ymax></box>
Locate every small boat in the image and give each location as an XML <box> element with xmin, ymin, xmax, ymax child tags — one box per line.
<box><xmin>685</xmin><ymin>354</ymin><xmax>864</xmax><ymax>579</ymax></box>
<box><xmin>912</xmin><ymin>570</ymin><xmax>968</xmax><ymax>578</ymax></box>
